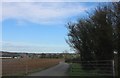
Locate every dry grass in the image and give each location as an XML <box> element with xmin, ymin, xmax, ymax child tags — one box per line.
<box><xmin>2</xmin><ymin>58</ymin><xmax>63</xmax><ymax>76</ymax></box>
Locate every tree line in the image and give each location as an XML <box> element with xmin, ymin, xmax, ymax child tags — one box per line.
<box><xmin>67</xmin><ymin>2</ymin><xmax>119</xmax><ymax>75</ymax></box>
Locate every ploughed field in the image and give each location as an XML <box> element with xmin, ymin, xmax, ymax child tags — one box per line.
<box><xmin>2</xmin><ymin>58</ymin><xmax>63</xmax><ymax>76</ymax></box>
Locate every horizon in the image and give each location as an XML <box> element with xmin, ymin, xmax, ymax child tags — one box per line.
<box><xmin>0</xmin><ymin>51</ymin><xmax>77</xmax><ymax>54</ymax></box>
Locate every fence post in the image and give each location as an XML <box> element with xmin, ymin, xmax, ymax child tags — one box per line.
<box><xmin>114</xmin><ymin>52</ymin><xmax>118</xmax><ymax>78</ymax></box>
<box><xmin>25</xmin><ymin>53</ymin><xmax>28</xmax><ymax>75</ymax></box>
<box><xmin>112</xmin><ymin>60</ymin><xmax>115</xmax><ymax>77</ymax></box>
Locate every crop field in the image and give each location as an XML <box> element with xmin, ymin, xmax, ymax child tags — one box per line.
<box><xmin>2</xmin><ymin>58</ymin><xmax>63</xmax><ymax>76</ymax></box>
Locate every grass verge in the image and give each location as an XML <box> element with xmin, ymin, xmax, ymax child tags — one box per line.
<box><xmin>68</xmin><ymin>63</ymin><xmax>113</xmax><ymax>78</ymax></box>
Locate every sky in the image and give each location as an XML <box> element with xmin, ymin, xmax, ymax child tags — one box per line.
<box><xmin>1</xmin><ymin>1</ymin><xmax>114</xmax><ymax>53</ymax></box>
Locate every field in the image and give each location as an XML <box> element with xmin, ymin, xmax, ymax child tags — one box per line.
<box><xmin>2</xmin><ymin>58</ymin><xmax>63</xmax><ymax>76</ymax></box>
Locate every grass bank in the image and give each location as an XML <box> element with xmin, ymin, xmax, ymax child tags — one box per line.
<box><xmin>68</xmin><ymin>63</ymin><xmax>113</xmax><ymax>78</ymax></box>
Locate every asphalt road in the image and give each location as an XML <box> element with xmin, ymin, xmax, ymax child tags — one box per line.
<box><xmin>28</xmin><ymin>61</ymin><xmax>69</xmax><ymax>76</ymax></box>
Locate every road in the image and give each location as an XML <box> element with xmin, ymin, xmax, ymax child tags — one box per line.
<box><xmin>28</xmin><ymin>61</ymin><xmax>69</xmax><ymax>76</ymax></box>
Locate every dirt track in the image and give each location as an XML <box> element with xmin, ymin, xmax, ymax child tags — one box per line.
<box><xmin>28</xmin><ymin>61</ymin><xmax>69</xmax><ymax>76</ymax></box>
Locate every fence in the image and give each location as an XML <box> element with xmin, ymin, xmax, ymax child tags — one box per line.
<box><xmin>70</xmin><ymin>60</ymin><xmax>115</xmax><ymax>77</ymax></box>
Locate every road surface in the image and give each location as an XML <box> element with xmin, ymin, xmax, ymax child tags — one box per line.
<box><xmin>28</xmin><ymin>61</ymin><xmax>69</xmax><ymax>76</ymax></box>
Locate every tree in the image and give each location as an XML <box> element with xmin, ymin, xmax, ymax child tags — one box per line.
<box><xmin>67</xmin><ymin>19</ymin><xmax>96</xmax><ymax>70</ymax></box>
<box><xmin>90</xmin><ymin>4</ymin><xmax>114</xmax><ymax>61</ymax></box>
<box><xmin>112</xmin><ymin>2</ymin><xmax>120</xmax><ymax>77</ymax></box>
<box><xmin>66</xmin><ymin>2</ymin><xmax>120</xmax><ymax>72</ymax></box>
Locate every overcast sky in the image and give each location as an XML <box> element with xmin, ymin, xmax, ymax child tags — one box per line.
<box><xmin>1</xmin><ymin>1</ymin><xmax>115</xmax><ymax>53</ymax></box>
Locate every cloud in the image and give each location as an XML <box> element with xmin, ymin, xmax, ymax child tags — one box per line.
<box><xmin>2</xmin><ymin>2</ymin><xmax>88</xmax><ymax>24</ymax></box>
<box><xmin>2</xmin><ymin>0</ymin><xmax>119</xmax><ymax>2</ymax></box>
<box><xmin>1</xmin><ymin>41</ymin><xmax>71</xmax><ymax>53</ymax></box>
<box><xmin>0</xmin><ymin>2</ymin><xmax>2</xmax><ymax>21</ymax></box>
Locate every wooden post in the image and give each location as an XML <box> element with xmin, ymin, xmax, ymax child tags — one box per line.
<box><xmin>25</xmin><ymin>53</ymin><xmax>28</xmax><ymax>75</ymax></box>
<box><xmin>114</xmin><ymin>52</ymin><xmax>118</xmax><ymax>78</ymax></box>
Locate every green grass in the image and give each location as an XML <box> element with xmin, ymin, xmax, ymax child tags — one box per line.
<box><xmin>68</xmin><ymin>63</ymin><xmax>111</xmax><ymax>78</ymax></box>
<box><xmin>68</xmin><ymin>63</ymin><xmax>97</xmax><ymax>76</ymax></box>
